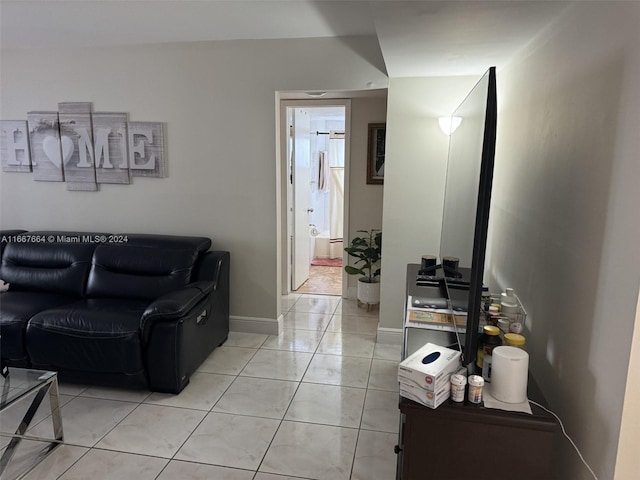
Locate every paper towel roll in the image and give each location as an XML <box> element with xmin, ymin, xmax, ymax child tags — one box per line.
<box><xmin>491</xmin><ymin>346</ymin><xmax>529</xmax><ymax>403</ymax></box>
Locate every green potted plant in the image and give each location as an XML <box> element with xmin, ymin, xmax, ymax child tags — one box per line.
<box><xmin>344</xmin><ymin>229</ymin><xmax>382</xmax><ymax>308</ymax></box>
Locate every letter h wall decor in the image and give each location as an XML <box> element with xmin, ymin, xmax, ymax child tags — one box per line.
<box><xmin>0</xmin><ymin>102</ymin><xmax>165</xmax><ymax>191</ymax></box>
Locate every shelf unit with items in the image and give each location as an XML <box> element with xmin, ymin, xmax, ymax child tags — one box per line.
<box><xmin>402</xmin><ymin>263</ymin><xmax>470</xmax><ymax>359</ymax></box>
<box><xmin>395</xmin><ymin>264</ymin><xmax>558</xmax><ymax>480</ymax></box>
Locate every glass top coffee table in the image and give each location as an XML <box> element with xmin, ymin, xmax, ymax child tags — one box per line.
<box><xmin>0</xmin><ymin>368</ymin><xmax>64</xmax><ymax>480</ymax></box>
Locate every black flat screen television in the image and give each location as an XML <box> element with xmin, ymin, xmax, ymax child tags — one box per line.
<box><xmin>439</xmin><ymin>66</ymin><xmax>497</xmax><ymax>370</ymax></box>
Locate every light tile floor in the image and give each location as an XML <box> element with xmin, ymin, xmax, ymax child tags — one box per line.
<box><xmin>0</xmin><ymin>294</ymin><xmax>401</xmax><ymax>480</ymax></box>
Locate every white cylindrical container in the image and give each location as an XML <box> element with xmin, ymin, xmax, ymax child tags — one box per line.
<box><xmin>509</xmin><ymin>322</ymin><xmax>523</xmax><ymax>334</ymax></box>
<box><xmin>491</xmin><ymin>346</ymin><xmax>529</xmax><ymax>403</ymax></box>
<box><xmin>500</xmin><ymin>302</ymin><xmax>519</xmax><ymax>315</ymax></box>
<box><xmin>467</xmin><ymin>375</ymin><xmax>484</xmax><ymax>404</ymax></box>
<box><xmin>450</xmin><ymin>374</ymin><xmax>467</xmax><ymax>403</ymax></box>
<box><xmin>497</xmin><ymin>318</ymin><xmax>510</xmax><ymax>334</ymax></box>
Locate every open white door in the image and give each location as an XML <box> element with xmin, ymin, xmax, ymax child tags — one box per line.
<box><xmin>291</xmin><ymin>108</ymin><xmax>311</xmax><ymax>290</ymax></box>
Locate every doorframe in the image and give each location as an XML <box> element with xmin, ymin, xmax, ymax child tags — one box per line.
<box><xmin>277</xmin><ymin>98</ymin><xmax>352</xmax><ymax>299</ymax></box>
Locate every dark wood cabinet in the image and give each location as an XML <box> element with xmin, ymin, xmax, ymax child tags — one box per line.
<box><xmin>398</xmin><ymin>396</ymin><xmax>559</xmax><ymax>480</ymax></box>
<box><xmin>397</xmin><ymin>264</ymin><xmax>559</xmax><ymax>479</ymax></box>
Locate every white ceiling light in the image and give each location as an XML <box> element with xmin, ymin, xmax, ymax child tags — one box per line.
<box><xmin>306</xmin><ymin>92</ymin><xmax>327</xmax><ymax>98</ymax></box>
<box><xmin>438</xmin><ymin>116</ymin><xmax>462</xmax><ymax>135</ymax></box>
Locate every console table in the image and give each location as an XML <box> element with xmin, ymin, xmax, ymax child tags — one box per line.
<box><xmin>0</xmin><ymin>368</ymin><xmax>64</xmax><ymax>480</ymax></box>
<box><xmin>396</xmin><ymin>264</ymin><xmax>559</xmax><ymax>479</ymax></box>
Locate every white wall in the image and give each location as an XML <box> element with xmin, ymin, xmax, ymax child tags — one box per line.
<box><xmin>344</xmin><ymin>96</ymin><xmax>387</xmax><ymax>296</ymax></box>
<box><xmin>379</xmin><ymin>76</ymin><xmax>479</xmax><ymax>331</ymax></box>
<box><xmin>0</xmin><ymin>37</ymin><xmax>388</xmax><ymax>325</ymax></box>
<box><xmin>486</xmin><ymin>3</ymin><xmax>640</xmax><ymax>478</ymax></box>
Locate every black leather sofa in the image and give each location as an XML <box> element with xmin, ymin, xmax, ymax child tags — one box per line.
<box><xmin>0</xmin><ymin>230</ymin><xmax>229</xmax><ymax>393</ymax></box>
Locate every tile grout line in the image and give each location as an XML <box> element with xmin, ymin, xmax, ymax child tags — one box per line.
<box><xmin>160</xmin><ymin>335</ymin><xmax>266</xmax><ymax>476</ymax></box>
<box><xmin>252</xmin><ymin>295</ymin><xmax>334</xmax><ymax>477</ymax></box>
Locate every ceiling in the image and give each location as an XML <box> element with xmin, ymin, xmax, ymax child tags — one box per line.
<box><xmin>0</xmin><ymin>0</ymin><xmax>571</xmax><ymax>77</ymax></box>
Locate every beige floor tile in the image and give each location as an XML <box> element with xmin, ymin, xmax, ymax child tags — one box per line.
<box><xmin>361</xmin><ymin>389</ymin><xmax>400</xmax><ymax>433</ymax></box>
<box><xmin>254</xmin><ymin>473</ymin><xmax>315</xmax><ymax>480</ymax></box>
<box><xmin>0</xmin><ymin>393</ymin><xmax>74</xmax><ymax>434</ymax></box>
<box><xmin>302</xmin><ymin>354</ymin><xmax>372</xmax><ymax>388</ymax></box>
<box><xmin>78</xmin><ymin>385</ymin><xmax>151</xmax><ymax>403</ymax></box>
<box><xmin>351</xmin><ymin>430</ymin><xmax>398</xmax><ymax>480</ymax></box>
<box><xmin>262</xmin><ymin>328</ymin><xmax>324</xmax><ymax>352</ymax></box>
<box><xmin>175</xmin><ymin>412</ymin><xmax>279</xmax><ymax>470</ymax></box>
<box><xmin>157</xmin><ymin>460</ymin><xmax>255</xmax><ymax>480</ymax></box>
<box><xmin>197</xmin><ymin>346</ymin><xmax>257</xmax><ymax>375</ymax></box>
<box><xmin>317</xmin><ymin>332</ymin><xmax>376</xmax><ymax>358</ymax></box>
<box><xmin>368</xmin><ymin>359</ymin><xmax>401</xmax><ymax>392</ymax></box>
<box><xmin>239</xmin><ymin>349</ymin><xmax>313</xmax><ymax>381</ymax></box>
<box><xmin>260</xmin><ymin>421</ymin><xmax>358</xmax><ymax>480</ymax></box>
<box><xmin>21</xmin><ymin>445</ymin><xmax>89</xmax><ymax>480</ymax></box>
<box><xmin>281</xmin><ymin>293</ymin><xmax>301</xmax><ymax>311</ymax></box>
<box><xmin>144</xmin><ymin>372</ymin><xmax>234</xmax><ymax>410</ymax></box>
<box><xmin>58</xmin><ymin>449</ymin><xmax>167</xmax><ymax>480</ymax></box>
<box><xmin>28</xmin><ymin>396</ymin><xmax>138</xmax><ymax>447</ymax></box>
<box><xmin>281</xmin><ymin>311</ymin><xmax>332</xmax><ymax>331</ymax></box>
<box><xmin>96</xmin><ymin>403</ymin><xmax>207</xmax><ymax>458</ymax></box>
<box><xmin>223</xmin><ymin>331</ymin><xmax>269</xmax><ymax>348</ymax></box>
<box><xmin>285</xmin><ymin>383</ymin><xmax>365</xmax><ymax>428</ymax></box>
<box><xmin>373</xmin><ymin>342</ymin><xmax>402</xmax><ymax>361</ymax></box>
<box><xmin>326</xmin><ymin>314</ymin><xmax>379</xmax><ymax>335</ymax></box>
<box><xmin>335</xmin><ymin>298</ymin><xmax>379</xmax><ymax>317</ymax></box>
<box><xmin>289</xmin><ymin>296</ymin><xmax>340</xmax><ymax>315</ymax></box>
<box><xmin>212</xmin><ymin>376</ymin><xmax>298</xmax><ymax>419</ymax></box>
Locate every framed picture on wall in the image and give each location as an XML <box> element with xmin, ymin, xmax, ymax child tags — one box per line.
<box><xmin>367</xmin><ymin>123</ymin><xmax>385</xmax><ymax>185</ymax></box>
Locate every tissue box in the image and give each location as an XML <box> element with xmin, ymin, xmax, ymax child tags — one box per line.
<box><xmin>400</xmin><ymin>379</ymin><xmax>451</xmax><ymax>409</ymax></box>
<box><xmin>398</xmin><ymin>343</ymin><xmax>461</xmax><ymax>392</ymax></box>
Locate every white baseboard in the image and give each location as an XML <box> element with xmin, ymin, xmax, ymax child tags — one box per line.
<box><xmin>230</xmin><ymin>315</ymin><xmax>281</xmax><ymax>335</ymax></box>
<box><xmin>376</xmin><ymin>327</ymin><xmax>403</xmax><ymax>345</ymax></box>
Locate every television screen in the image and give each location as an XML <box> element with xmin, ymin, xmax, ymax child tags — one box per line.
<box><xmin>439</xmin><ymin>66</ymin><xmax>497</xmax><ymax>369</ymax></box>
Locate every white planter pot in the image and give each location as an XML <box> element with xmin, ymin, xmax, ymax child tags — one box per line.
<box><xmin>357</xmin><ymin>277</ymin><xmax>380</xmax><ymax>307</ymax></box>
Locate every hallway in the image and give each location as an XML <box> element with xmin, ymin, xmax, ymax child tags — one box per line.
<box><xmin>295</xmin><ymin>266</ymin><xmax>342</xmax><ymax>296</ymax></box>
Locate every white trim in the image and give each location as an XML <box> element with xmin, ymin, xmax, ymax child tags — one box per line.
<box><xmin>230</xmin><ymin>315</ymin><xmax>281</xmax><ymax>335</ymax></box>
<box><xmin>376</xmin><ymin>327</ymin><xmax>403</xmax><ymax>345</ymax></box>
<box><xmin>277</xmin><ymin>98</ymin><xmax>352</xmax><ymax>299</ymax></box>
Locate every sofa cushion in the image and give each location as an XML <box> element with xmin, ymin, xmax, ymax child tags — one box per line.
<box><xmin>0</xmin><ymin>230</ymin><xmax>27</xmax><ymax>258</ymax></box>
<box><xmin>0</xmin><ymin>241</ymin><xmax>98</xmax><ymax>297</ymax></box>
<box><xmin>0</xmin><ymin>291</ymin><xmax>76</xmax><ymax>364</ymax></box>
<box><xmin>87</xmin><ymin>243</ymin><xmax>200</xmax><ymax>301</ymax></box>
<box><xmin>26</xmin><ymin>298</ymin><xmax>148</xmax><ymax>376</ymax></box>
<box><xmin>120</xmin><ymin>234</ymin><xmax>211</xmax><ymax>253</ymax></box>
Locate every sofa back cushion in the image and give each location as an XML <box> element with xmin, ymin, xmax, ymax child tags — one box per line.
<box><xmin>0</xmin><ymin>241</ymin><xmax>98</xmax><ymax>297</ymax></box>
<box><xmin>1</xmin><ymin>230</ymin><xmax>27</xmax><ymax>258</ymax></box>
<box><xmin>87</xmin><ymin>235</ymin><xmax>210</xmax><ymax>300</ymax></box>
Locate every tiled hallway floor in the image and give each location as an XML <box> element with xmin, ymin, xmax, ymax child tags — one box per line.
<box><xmin>294</xmin><ymin>266</ymin><xmax>342</xmax><ymax>296</ymax></box>
<box><xmin>0</xmin><ymin>294</ymin><xmax>401</xmax><ymax>480</ymax></box>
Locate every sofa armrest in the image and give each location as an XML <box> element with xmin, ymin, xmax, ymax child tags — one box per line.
<box><xmin>194</xmin><ymin>251</ymin><xmax>230</xmax><ymax>286</ymax></box>
<box><xmin>140</xmin><ymin>281</ymin><xmax>213</xmax><ymax>339</ymax></box>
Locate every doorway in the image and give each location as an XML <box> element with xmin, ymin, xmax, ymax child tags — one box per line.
<box><xmin>281</xmin><ymin>100</ymin><xmax>350</xmax><ymax>297</ymax></box>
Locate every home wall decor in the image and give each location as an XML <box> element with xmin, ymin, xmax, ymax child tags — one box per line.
<box><xmin>0</xmin><ymin>102</ymin><xmax>165</xmax><ymax>191</ymax></box>
<box><xmin>0</xmin><ymin>120</ymin><xmax>31</xmax><ymax>173</ymax></box>
<box><xmin>27</xmin><ymin>111</ymin><xmax>65</xmax><ymax>182</ymax></box>
<box><xmin>93</xmin><ymin>112</ymin><xmax>130</xmax><ymax>185</ymax></box>
<box><xmin>59</xmin><ymin>102</ymin><xmax>98</xmax><ymax>191</ymax></box>
<box><xmin>128</xmin><ymin>122</ymin><xmax>165</xmax><ymax>178</ymax></box>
